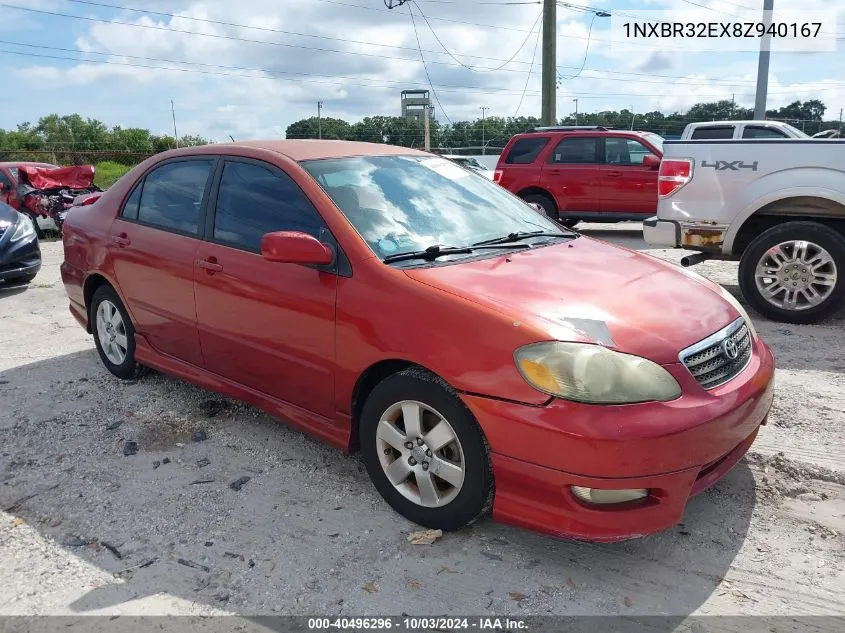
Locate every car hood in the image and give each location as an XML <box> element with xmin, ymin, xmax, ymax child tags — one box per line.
<box><xmin>404</xmin><ymin>237</ymin><xmax>738</xmax><ymax>364</ymax></box>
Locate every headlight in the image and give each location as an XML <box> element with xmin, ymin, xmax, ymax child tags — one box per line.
<box><xmin>9</xmin><ymin>213</ymin><xmax>36</xmax><ymax>242</ymax></box>
<box><xmin>719</xmin><ymin>288</ymin><xmax>758</xmax><ymax>340</ymax></box>
<box><xmin>515</xmin><ymin>342</ymin><xmax>682</xmax><ymax>404</ymax></box>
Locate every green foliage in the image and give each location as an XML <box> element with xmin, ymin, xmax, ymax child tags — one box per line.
<box><xmin>285</xmin><ymin>99</ymin><xmax>838</xmax><ymax>147</ymax></box>
<box><xmin>0</xmin><ymin>113</ymin><xmax>210</xmax><ymax>166</ymax></box>
<box><xmin>94</xmin><ymin>161</ymin><xmax>133</xmax><ymax>189</ymax></box>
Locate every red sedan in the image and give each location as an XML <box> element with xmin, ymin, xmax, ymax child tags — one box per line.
<box><xmin>60</xmin><ymin>141</ymin><xmax>775</xmax><ymax>542</ymax></box>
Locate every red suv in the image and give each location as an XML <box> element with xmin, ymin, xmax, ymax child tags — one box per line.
<box><xmin>494</xmin><ymin>126</ymin><xmax>664</xmax><ymax>228</ymax></box>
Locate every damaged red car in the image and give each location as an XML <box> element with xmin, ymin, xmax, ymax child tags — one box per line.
<box><xmin>0</xmin><ymin>162</ymin><xmax>101</xmax><ymax>237</ymax></box>
<box><xmin>60</xmin><ymin>141</ymin><xmax>775</xmax><ymax>542</ymax></box>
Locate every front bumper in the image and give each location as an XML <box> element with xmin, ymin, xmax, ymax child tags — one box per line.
<box><xmin>0</xmin><ymin>231</ymin><xmax>41</xmax><ymax>282</ymax></box>
<box><xmin>463</xmin><ymin>339</ymin><xmax>775</xmax><ymax>542</ymax></box>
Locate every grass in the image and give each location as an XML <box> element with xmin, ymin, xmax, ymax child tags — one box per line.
<box><xmin>94</xmin><ymin>161</ymin><xmax>132</xmax><ymax>189</ymax></box>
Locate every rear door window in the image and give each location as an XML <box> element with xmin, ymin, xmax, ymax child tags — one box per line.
<box><xmin>690</xmin><ymin>126</ymin><xmax>735</xmax><ymax>140</ymax></box>
<box><xmin>549</xmin><ymin>137</ymin><xmax>599</xmax><ymax>164</ymax></box>
<box><xmin>136</xmin><ymin>160</ymin><xmax>214</xmax><ymax>236</ymax></box>
<box><xmin>211</xmin><ymin>160</ymin><xmax>325</xmax><ymax>252</ymax></box>
<box><xmin>504</xmin><ymin>137</ymin><xmax>549</xmax><ymax>164</ymax></box>
<box><xmin>0</xmin><ymin>171</ymin><xmax>12</xmax><ymax>190</ymax></box>
<box><xmin>742</xmin><ymin>126</ymin><xmax>789</xmax><ymax>139</ymax></box>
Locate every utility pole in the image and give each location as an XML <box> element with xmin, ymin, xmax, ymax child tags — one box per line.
<box><xmin>573</xmin><ymin>98</ymin><xmax>579</xmax><ymax>126</ymax></box>
<box><xmin>839</xmin><ymin>108</ymin><xmax>843</xmax><ymax>135</ymax></box>
<box><xmin>731</xmin><ymin>93</ymin><xmax>736</xmax><ymax>118</ymax></box>
<box><xmin>424</xmin><ymin>104</ymin><xmax>431</xmax><ymax>152</ymax></box>
<box><xmin>754</xmin><ymin>0</ymin><xmax>774</xmax><ymax>119</ymax></box>
<box><xmin>317</xmin><ymin>101</ymin><xmax>323</xmax><ymax>139</ymax></box>
<box><xmin>541</xmin><ymin>0</ymin><xmax>556</xmax><ymax>126</ymax></box>
<box><xmin>630</xmin><ymin>104</ymin><xmax>636</xmax><ymax>130</ymax></box>
<box><xmin>479</xmin><ymin>106</ymin><xmax>489</xmax><ymax>154</ymax></box>
<box><xmin>170</xmin><ymin>100</ymin><xmax>179</xmax><ymax>148</ymax></box>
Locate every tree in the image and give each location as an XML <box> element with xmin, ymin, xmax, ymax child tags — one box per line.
<box><xmin>286</xmin><ymin>117</ymin><xmax>352</xmax><ymax>140</ymax></box>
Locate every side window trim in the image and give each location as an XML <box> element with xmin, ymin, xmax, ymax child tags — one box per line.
<box><xmin>120</xmin><ymin>156</ymin><xmax>219</xmax><ymax>239</ymax></box>
<box><xmin>204</xmin><ymin>155</ymin><xmax>351</xmax><ymax>277</ymax></box>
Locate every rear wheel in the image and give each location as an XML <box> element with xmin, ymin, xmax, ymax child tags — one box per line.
<box><xmin>360</xmin><ymin>368</ymin><xmax>494</xmax><ymax>531</ymax></box>
<box><xmin>739</xmin><ymin>221</ymin><xmax>845</xmax><ymax>324</ymax></box>
<box><xmin>90</xmin><ymin>285</ymin><xmax>146</xmax><ymax>379</ymax></box>
<box><xmin>520</xmin><ymin>193</ymin><xmax>579</xmax><ymax>228</ymax></box>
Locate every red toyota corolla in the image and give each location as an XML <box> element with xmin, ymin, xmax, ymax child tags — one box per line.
<box><xmin>61</xmin><ymin>141</ymin><xmax>775</xmax><ymax>542</ymax></box>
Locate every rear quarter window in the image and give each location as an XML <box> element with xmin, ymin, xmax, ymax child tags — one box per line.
<box><xmin>504</xmin><ymin>137</ymin><xmax>549</xmax><ymax>164</ymax></box>
<box><xmin>690</xmin><ymin>126</ymin><xmax>735</xmax><ymax>140</ymax></box>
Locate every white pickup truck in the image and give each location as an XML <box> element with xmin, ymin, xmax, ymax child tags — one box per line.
<box><xmin>644</xmin><ymin>138</ymin><xmax>845</xmax><ymax>324</ymax></box>
<box><xmin>680</xmin><ymin>120</ymin><xmax>809</xmax><ymax>140</ymax></box>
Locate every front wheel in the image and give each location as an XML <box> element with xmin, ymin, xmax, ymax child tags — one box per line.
<box><xmin>739</xmin><ymin>221</ymin><xmax>845</xmax><ymax>324</ymax></box>
<box><xmin>360</xmin><ymin>368</ymin><xmax>494</xmax><ymax>531</ymax></box>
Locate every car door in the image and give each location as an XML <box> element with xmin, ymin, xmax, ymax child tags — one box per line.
<box><xmin>539</xmin><ymin>136</ymin><xmax>604</xmax><ymax>213</ymax></box>
<box><xmin>193</xmin><ymin>158</ymin><xmax>338</xmax><ymax>418</ymax></box>
<box><xmin>601</xmin><ymin>136</ymin><xmax>660</xmax><ymax>215</ymax></box>
<box><xmin>110</xmin><ymin>158</ymin><xmax>215</xmax><ymax>367</ymax></box>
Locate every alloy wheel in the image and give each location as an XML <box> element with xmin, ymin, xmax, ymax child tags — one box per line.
<box><xmin>375</xmin><ymin>400</ymin><xmax>465</xmax><ymax>508</ymax></box>
<box><xmin>96</xmin><ymin>300</ymin><xmax>128</xmax><ymax>365</ymax></box>
<box><xmin>754</xmin><ymin>239</ymin><xmax>838</xmax><ymax>311</ymax></box>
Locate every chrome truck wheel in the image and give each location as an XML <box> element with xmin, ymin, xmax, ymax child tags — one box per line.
<box><xmin>740</xmin><ymin>221</ymin><xmax>845</xmax><ymax>324</ymax></box>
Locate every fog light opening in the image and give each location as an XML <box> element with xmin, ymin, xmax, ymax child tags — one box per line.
<box><xmin>571</xmin><ymin>486</ymin><xmax>649</xmax><ymax>505</ymax></box>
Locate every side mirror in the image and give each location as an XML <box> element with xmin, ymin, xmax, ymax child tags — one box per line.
<box><xmin>529</xmin><ymin>202</ymin><xmax>544</xmax><ymax>213</ymax></box>
<box><xmin>642</xmin><ymin>154</ymin><xmax>661</xmax><ymax>170</ymax></box>
<box><xmin>0</xmin><ymin>182</ymin><xmax>6</xmax><ymax>192</ymax></box>
<box><xmin>261</xmin><ymin>231</ymin><xmax>334</xmax><ymax>266</ymax></box>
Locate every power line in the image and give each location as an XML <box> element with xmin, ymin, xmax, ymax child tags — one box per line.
<box><xmin>14</xmin><ymin>3</ymin><xmax>830</xmax><ymax>87</ymax></box>
<box><xmin>556</xmin><ymin>12</ymin><xmax>600</xmax><ymax>81</ymax></box>
<box><xmin>514</xmin><ymin>12</ymin><xmax>542</xmax><ymax>116</ymax></box>
<box><xmin>407</xmin><ymin>3</ymin><xmax>452</xmax><ymax>124</ymax></box>
<box><xmin>0</xmin><ymin>47</ymin><xmax>538</xmax><ymax>96</ymax></box>
<box><xmin>410</xmin><ymin>1</ymin><xmax>543</xmax><ymax>72</ymax></box>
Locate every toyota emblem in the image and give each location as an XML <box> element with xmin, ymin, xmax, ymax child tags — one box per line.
<box><xmin>722</xmin><ymin>338</ymin><xmax>740</xmax><ymax>361</ymax></box>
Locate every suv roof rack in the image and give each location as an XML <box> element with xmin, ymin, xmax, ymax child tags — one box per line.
<box><xmin>531</xmin><ymin>126</ymin><xmax>608</xmax><ymax>132</ymax></box>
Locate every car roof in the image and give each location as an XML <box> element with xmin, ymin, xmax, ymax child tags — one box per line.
<box><xmin>169</xmin><ymin>140</ymin><xmax>430</xmax><ymax>162</ymax></box>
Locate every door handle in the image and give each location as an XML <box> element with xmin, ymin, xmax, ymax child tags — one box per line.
<box><xmin>608</xmin><ymin>171</ymin><xmax>623</xmax><ymax>177</ymax></box>
<box><xmin>196</xmin><ymin>257</ymin><xmax>223</xmax><ymax>274</ymax></box>
<box><xmin>111</xmin><ymin>233</ymin><xmax>131</xmax><ymax>247</ymax></box>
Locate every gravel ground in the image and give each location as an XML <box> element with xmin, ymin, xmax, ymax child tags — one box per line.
<box><xmin>1</xmin><ymin>230</ymin><xmax>843</xmax><ymax>620</ymax></box>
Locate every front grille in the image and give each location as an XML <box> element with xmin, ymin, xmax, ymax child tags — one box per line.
<box><xmin>680</xmin><ymin>318</ymin><xmax>752</xmax><ymax>390</ymax></box>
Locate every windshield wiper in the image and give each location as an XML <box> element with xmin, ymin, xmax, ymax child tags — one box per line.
<box><xmin>472</xmin><ymin>230</ymin><xmax>573</xmax><ymax>247</ymax></box>
<box><xmin>383</xmin><ymin>243</ymin><xmax>530</xmax><ymax>264</ymax></box>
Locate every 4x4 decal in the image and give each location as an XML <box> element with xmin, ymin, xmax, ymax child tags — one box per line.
<box><xmin>700</xmin><ymin>160</ymin><xmax>759</xmax><ymax>172</ymax></box>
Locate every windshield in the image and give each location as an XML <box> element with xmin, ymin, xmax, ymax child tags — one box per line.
<box><xmin>301</xmin><ymin>155</ymin><xmax>566</xmax><ymax>261</ymax></box>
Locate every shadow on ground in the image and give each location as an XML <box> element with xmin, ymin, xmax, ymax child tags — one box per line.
<box><xmin>0</xmin><ymin>348</ymin><xmax>759</xmax><ymax>621</ymax></box>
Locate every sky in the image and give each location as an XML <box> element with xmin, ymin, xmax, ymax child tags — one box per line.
<box><xmin>1</xmin><ymin>0</ymin><xmax>844</xmax><ymax>142</ymax></box>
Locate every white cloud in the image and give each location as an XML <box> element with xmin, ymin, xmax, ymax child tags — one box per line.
<box><xmin>2</xmin><ymin>0</ymin><xmax>844</xmax><ymax>140</ymax></box>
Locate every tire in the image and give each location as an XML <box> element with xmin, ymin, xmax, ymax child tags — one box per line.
<box><xmin>360</xmin><ymin>368</ymin><xmax>494</xmax><ymax>531</ymax></box>
<box><xmin>90</xmin><ymin>285</ymin><xmax>146</xmax><ymax>380</ymax></box>
<box><xmin>738</xmin><ymin>221</ymin><xmax>845</xmax><ymax>324</ymax></box>
<box><xmin>520</xmin><ymin>193</ymin><xmax>579</xmax><ymax>228</ymax></box>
